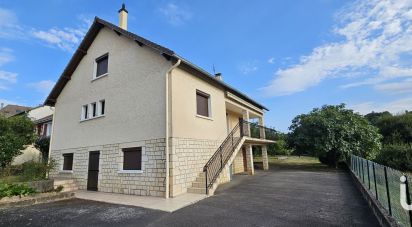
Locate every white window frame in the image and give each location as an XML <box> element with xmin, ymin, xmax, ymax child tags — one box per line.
<box><xmin>91</xmin><ymin>102</ymin><xmax>97</xmax><ymax>118</ymax></box>
<box><xmin>81</xmin><ymin>105</ymin><xmax>89</xmax><ymax>120</ymax></box>
<box><xmin>92</xmin><ymin>53</ymin><xmax>109</xmax><ymax>81</ymax></box>
<box><xmin>98</xmin><ymin>100</ymin><xmax>105</xmax><ymax>116</ymax></box>
<box><xmin>195</xmin><ymin>89</ymin><xmax>213</xmax><ymax>120</ymax></box>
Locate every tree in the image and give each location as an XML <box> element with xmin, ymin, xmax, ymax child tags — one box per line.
<box><xmin>0</xmin><ymin>115</ymin><xmax>36</xmax><ymax>168</ymax></box>
<box><xmin>34</xmin><ymin>136</ymin><xmax>50</xmax><ymax>162</ymax></box>
<box><xmin>288</xmin><ymin>104</ymin><xmax>381</xmax><ymax>167</ymax></box>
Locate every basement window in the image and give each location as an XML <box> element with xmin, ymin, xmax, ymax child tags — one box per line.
<box><xmin>62</xmin><ymin>153</ymin><xmax>74</xmax><ymax>171</ymax></box>
<box><xmin>122</xmin><ymin>147</ymin><xmax>142</xmax><ymax>170</ymax></box>
<box><xmin>94</xmin><ymin>53</ymin><xmax>108</xmax><ymax>78</ymax></box>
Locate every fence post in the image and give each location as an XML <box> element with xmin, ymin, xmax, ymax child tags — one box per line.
<box><xmin>372</xmin><ymin>163</ymin><xmax>378</xmax><ymax>200</ymax></box>
<box><xmin>383</xmin><ymin>166</ymin><xmax>392</xmax><ymax>216</ymax></box>
<box><xmin>367</xmin><ymin>160</ymin><xmax>370</xmax><ymax>190</ymax></box>
<box><xmin>358</xmin><ymin>157</ymin><xmax>361</xmax><ymax>177</ymax></box>
<box><xmin>362</xmin><ymin>159</ymin><xmax>365</xmax><ymax>184</ymax></box>
<box><xmin>405</xmin><ymin>175</ymin><xmax>412</xmax><ymax>226</ymax></box>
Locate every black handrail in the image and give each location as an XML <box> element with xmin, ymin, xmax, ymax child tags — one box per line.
<box><xmin>203</xmin><ymin>122</ymin><xmax>242</xmax><ymax>194</ymax></box>
<box><xmin>203</xmin><ymin>120</ymin><xmax>277</xmax><ymax>194</ymax></box>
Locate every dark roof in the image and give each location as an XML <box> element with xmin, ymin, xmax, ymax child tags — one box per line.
<box><xmin>34</xmin><ymin>114</ymin><xmax>53</xmax><ymax>124</ymax></box>
<box><xmin>0</xmin><ymin>105</ymin><xmax>32</xmax><ymax>118</ymax></box>
<box><xmin>44</xmin><ymin>17</ymin><xmax>269</xmax><ymax>111</ymax></box>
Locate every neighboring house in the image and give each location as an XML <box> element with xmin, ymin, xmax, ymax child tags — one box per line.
<box><xmin>44</xmin><ymin>5</ymin><xmax>275</xmax><ymax>198</ymax></box>
<box><xmin>11</xmin><ymin>105</ymin><xmax>54</xmax><ymax>165</ymax></box>
<box><xmin>0</xmin><ymin>104</ymin><xmax>31</xmax><ymax>118</ymax></box>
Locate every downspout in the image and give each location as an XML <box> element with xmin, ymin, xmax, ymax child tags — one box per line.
<box><xmin>165</xmin><ymin>58</ymin><xmax>181</xmax><ymax>198</ymax></box>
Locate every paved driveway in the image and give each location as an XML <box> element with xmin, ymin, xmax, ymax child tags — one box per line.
<box><xmin>0</xmin><ymin>165</ymin><xmax>379</xmax><ymax>226</ymax></box>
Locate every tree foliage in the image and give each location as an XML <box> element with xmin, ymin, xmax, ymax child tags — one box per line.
<box><xmin>288</xmin><ymin>104</ymin><xmax>381</xmax><ymax>167</ymax></box>
<box><xmin>364</xmin><ymin>111</ymin><xmax>412</xmax><ymax>172</ymax></box>
<box><xmin>0</xmin><ymin>115</ymin><xmax>36</xmax><ymax>168</ymax></box>
<box><xmin>34</xmin><ymin>136</ymin><xmax>50</xmax><ymax>162</ymax></box>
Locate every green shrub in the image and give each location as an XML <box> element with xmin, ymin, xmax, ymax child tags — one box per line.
<box><xmin>34</xmin><ymin>136</ymin><xmax>50</xmax><ymax>162</ymax></box>
<box><xmin>0</xmin><ymin>159</ymin><xmax>56</xmax><ymax>183</ymax></box>
<box><xmin>0</xmin><ymin>182</ymin><xmax>36</xmax><ymax>198</ymax></box>
<box><xmin>374</xmin><ymin>143</ymin><xmax>412</xmax><ymax>172</ymax></box>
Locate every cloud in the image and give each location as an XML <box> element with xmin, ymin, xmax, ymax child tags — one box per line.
<box><xmin>239</xmin><ymin>61</ymin><xmax>259</xmax><ymax>75</ymax></box>
<box><xmin>350</xmin><ymin>96</ymin><xmax>412</xmax><ymax>115</ymax></box>
<box><xmin>0</xmin><ymin>8</ymin><xmax>24</xmax><ymax>39</ymax></box>
<box><xmin>262</xmin><ymin>0</ymin><xmax>412</xmax><ymax>96</ymax></box>
<box><xmin>0</xmin><ymin>7</ymin><xmax>90</xmax><ymax>52</ymax></box>
<box><xmin>31</xmin><ymin>16</ymin><xmax>90</xmax><ymax>52</ymax></box>
<box><xmin>27</xmin><ymin>80</ymin><xmax>55</xmax><ymax>94</ymax></box>
<box><xmin>268</xmin><ymin>57</ymin><xmax>275</xmax><ymax>64</ymax></box>
<box><xmin>0</xmin><ymin>48</ymin><xmax>14</xmax><ymax>66</ymax></box>
<box><xmin>159</xmin><ymin>3</ymin><xmax>192</xmax><ymax>26</ymax></box>
<box><xmin>0</xmin><ymin>71</ymin><xmax>17</xmax><ymax>90</ymax></box>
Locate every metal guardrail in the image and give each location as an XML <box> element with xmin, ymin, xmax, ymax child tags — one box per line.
<box><xmin>203</xmin><ymin>120</ymin><xmax>277</xmax><ymax>194</ymax></box>
<box><xmin>351</xmin><ymin>155</ymin><xmax>412</xmax><ymax>227</ymax></box>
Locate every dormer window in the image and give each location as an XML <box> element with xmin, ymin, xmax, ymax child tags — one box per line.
<box><xmin>94</xmin><ymin>53</ymin><xmax>108</xmax><ymax>78</ymax></box>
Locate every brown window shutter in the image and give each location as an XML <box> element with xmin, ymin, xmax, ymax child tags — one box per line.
<box><xmin>196</xmin><ymin>91</ymin><xmax>209</xmax><ymax>117</ymax></box>
<box><xmin>63</xmin><ymin>153</ymin><xmax>73</xmax><ymax>170</ymax></box>
<box><xmin>123</xmin><ymin>147</ymin><xmax>142</xmax><ymax>170</ymax></box>
<box><xmin>96</xmin><ymin>54</ymin><xmax>108</xmax><ymax>77</ymax></box>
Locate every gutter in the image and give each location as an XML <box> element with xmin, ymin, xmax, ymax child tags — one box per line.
<box><xmin>165</xmin><ymin>58</ymin><xmax>181</xmax><ymax>198</ymax></box>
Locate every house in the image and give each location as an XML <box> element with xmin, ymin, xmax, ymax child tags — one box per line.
<box><xmin>0</xmin><ymin>104</ymin><xmax>31</xmax><ymax>118</ymax></box>
<box><xmin>11</xmin><ymin>105</ymin><xmax>54</xmax><ymax>165</ymax></box>
<box><xmin>45</xmin><ymin>5</ymin><xmax>275</xmax><ymax>198</ymax></box>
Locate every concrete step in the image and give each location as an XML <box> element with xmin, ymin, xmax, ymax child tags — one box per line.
<box><xmin>187</xmin><ymin>187</ymin><xmax>206</xmax><ymax>194</ymax></box>
<box><xmin>192</xmin><ymin>181</ymin><xmax>206</xmax><ymax>188</ymax></box>
<box><xmin>54</xmin><ymin>179</ymin><xmax>75</xmax><ymax>185</ymax></box>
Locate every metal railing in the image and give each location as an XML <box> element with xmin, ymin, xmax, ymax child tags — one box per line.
<box><xmin>351</xmin><ymin>155</ymin><xmax>412</xmax><ymax>227</ymax></box>
<box><xmin>203</xmin><ymin>122</ymin><xmax>243</xmax><ymax>194</ymax></box>
<box><xmin>241</xmin><ymin>120</ymin><xmax>277</xmax><ymax>141</ymax></box>
<box><xmin>203</xmin><ymin>120</ymin><xmax>277</xmax><ymax>194</ymax></box>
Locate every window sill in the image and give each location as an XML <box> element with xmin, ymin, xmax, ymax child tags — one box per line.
<box><xmin>80</xmin><ymin>115</ymin><xmax>105</xmax><ymax>122</ymax></box>
<box><xmin>91</xmin><ymin>73</ymin><xmax>109</xmax><ymax>82</ymax></box>
<box><xmin>196</xmin><ymin>114</ymin><xmax>213</xmax><ymax>121</ymax></box>
<box><xmin>117</xmin><ymin>170</ymin><xmax>143</xmax><ymax>174</ymax></box>
<box><xmin>59</xmin><ymin>170</ymin><xmax>73</xmax><ymax>174</ymax></box>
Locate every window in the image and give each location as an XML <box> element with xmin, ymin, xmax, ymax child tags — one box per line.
<box><xmin>122</xmin><ymin>147</ymin><xmax>142</xmax><ymax>170</ymax></box>
<box><xmin>82</xmin><ymin>105</ymin><xmax>89</xmax><ymax>120</ymax></box>
<box><xmin>46</xmin><ymin>122</ymin><xmax>52</xmax><ymax>136</ymax></box>
<box><xmin>91</xmin><ymin>102</ymin><xmax>97</xmax><ymax>117</ymax></box>
<box><xmin>63</xmin><ymin>153</ymin><xmax>74</xmax><ymax>171</ymax></box>
<box><xmin>99</xmin><ymin>100</ymin><xmax>105</xmax><ymax>115</ymax></box>
<box><xmin>95</xmin><ymin>54</ymin><xmax>108</xmax><ymax>78</ymax></box>
<box><xmin>196</xmin><ymin>90</ymin><xmax>210</xmax><ymax>117</ymax></box>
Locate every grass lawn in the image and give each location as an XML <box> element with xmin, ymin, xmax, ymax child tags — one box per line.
<box><xmin>255</xmin><ymin>155</ymin><xmax>338</xmax><ymax>171</ymax></box>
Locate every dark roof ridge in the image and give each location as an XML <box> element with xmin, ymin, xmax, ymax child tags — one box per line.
<box><xmin>45</xmin><ymin>17</ymin><xmax>268</xmax><ymax>111</ymax></box>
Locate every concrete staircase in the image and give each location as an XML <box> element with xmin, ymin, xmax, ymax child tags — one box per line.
<box><xmin>187</xmin><ymin>173</ymin><xmax>207</xmax><ymax>194</ymax></box>
<box><xmin>188</xmin><ymin>137</ymin><xmax>246</xmax><ymax>196</ymax></box>
<box><xmin>53</xmin><ymin>179</ymin><xmax>78</xmax><ymax>192</ymax></box>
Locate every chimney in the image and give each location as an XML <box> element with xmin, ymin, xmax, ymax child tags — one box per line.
<box><xmin>118</xmin><ymin>3</ymin><xmax>128</xmax><ymax>30</ymax></box>
<box><xmin>215</xmin><ymin>73</ymin><xmax>223</xmax><ymax>81</ymax></box>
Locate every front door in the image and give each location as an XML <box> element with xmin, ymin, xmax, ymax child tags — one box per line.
<box><xmin>242</xmin><ymin>147</ymin><xmax>247</xmax><ymax>172</ymax></box>
<box><xmin>87</xmin><ymin>151</ymin><xmax>100</xmax><ymax>191</ymax></box>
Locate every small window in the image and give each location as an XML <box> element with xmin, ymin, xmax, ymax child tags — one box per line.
<box><xmin>123</xmin><ymin>147</ymin><xmax>142</xmax><ymax>170</ymax></box>
<box><xmin>95</xmin><ymin>54</ymin><xmax>108</xmax><ymax>78</ymax></box>
<box><xmin>63</xmin><ymin>153</ymin><xmax>74</xmax><ymax>171</ymax></box>
<box><xmin>82</xmin><ymin>105</ymin><xmax>89</xmax><ymax>120</ymax></box>
<box><xmin>99</xmin><ymin>100</ymin><xmax>105</xmax><ymax>115</ymax></box>
<box><xmin>91</xmin><ymin>102</ymin><xmax>97</xmax><ymax>117</ymax></box>
<box><xmin>196</xmin><ymin>90</ymin><xmax>210</xmax><ymax>117</ymax></box>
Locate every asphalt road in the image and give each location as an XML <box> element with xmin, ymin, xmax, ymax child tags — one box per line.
<box><xmin>0</xmin><ymin>165</ymin><xmax>379</xmax><ymax>227</ymax></box>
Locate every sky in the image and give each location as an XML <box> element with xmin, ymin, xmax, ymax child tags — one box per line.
<box><xmin>1</xmin><ymin>0</ymin><xmax>412</xmax><ymax>132</ymax></box>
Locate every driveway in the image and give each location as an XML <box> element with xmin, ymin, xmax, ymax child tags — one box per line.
<box><xmin>0</xmin><ymin>165</ymin><xmax>379</xmax><ymax>226</ymax></box>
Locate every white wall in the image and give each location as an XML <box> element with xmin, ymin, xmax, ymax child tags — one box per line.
<box><xmin>51</xmin><ymin>27</ymin><xmax>172</xmax><ymax>150</ymax></box>
<box><xmin>170</xmin><ymin>67</ymin><xmax>227</xmax><ymax>141</ymax></box>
